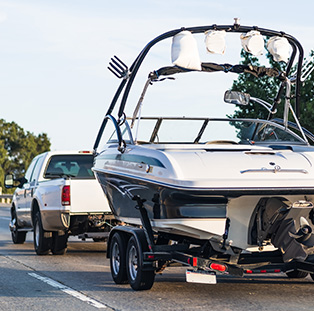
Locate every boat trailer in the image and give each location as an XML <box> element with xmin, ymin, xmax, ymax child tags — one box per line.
<box><xmin>107</xmin><ymin>195</ymin><xmax>314</xmax><ymax>290</ymax></box>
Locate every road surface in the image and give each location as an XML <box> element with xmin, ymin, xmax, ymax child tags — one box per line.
<box><xmin>1</xmin><ymin>205</ymin><xmax>314</xmax><ymax>311</ymax></box>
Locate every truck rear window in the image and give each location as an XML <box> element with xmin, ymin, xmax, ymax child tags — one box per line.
<box><xmin>44</xmin><ymin>155</ymin><xmax>95</xmax><ymax>179</ymax></box>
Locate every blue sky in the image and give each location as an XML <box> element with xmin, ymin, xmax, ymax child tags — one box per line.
<box><xmin>1</xmin><ymin>0</ymin><xmax>314</xmax><ymax>150</ymax></box>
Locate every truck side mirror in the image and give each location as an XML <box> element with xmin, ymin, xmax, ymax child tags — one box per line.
<box><xmin>4</xmin><ymin>174</ymin><xmax>14</xmax><ymax>188</ymax></box>
<box><xmin>4</xmin><ymin>174</ymin><xmax>28</xmax><ymax>188</ymax></box>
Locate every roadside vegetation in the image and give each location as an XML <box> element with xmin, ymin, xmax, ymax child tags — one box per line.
<box><xmin>231</xmin><ymin>50</ymin><xmax>314</xmax><ymax>134</ymax></box>
<box><xmin>0</xmin><ymin>119</ymin><xmax>50</xmax><ymax>193</ymax></box>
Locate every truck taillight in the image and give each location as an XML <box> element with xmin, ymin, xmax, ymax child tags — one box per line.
<box><xmin>62</xmin><ymin>185</ymin><xmax>70</xmax><ymax>206</ymax></box>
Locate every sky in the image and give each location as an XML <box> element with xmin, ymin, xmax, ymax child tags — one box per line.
<box><xmin>1</xmin><ymin>0</ymin><xmax>314</xmax><ymax>151</ymax></box>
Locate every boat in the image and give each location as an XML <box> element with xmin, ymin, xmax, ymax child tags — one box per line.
<box><xmin>93</xmin><ymin>19</ymin><xmax>314</xmax><ymax>289</ymax></box>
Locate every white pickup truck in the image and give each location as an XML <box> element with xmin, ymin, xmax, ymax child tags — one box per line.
<box><xmin>5</xmin><ymin>150</ymin><xmax>114</xmax><ymax>255</ymax></box>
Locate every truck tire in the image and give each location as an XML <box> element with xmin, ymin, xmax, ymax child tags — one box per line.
<box><xmin>33</xmin><ymin>212</ymin><xmax>52</xmax><ymax>255</ymax></box>
<box><xmin>110</xmin><ymin>232</ymin><xmax>128</xmax><ymax>284</ymax></box>
<box><xmin>286</xmin><ymin>270</ymin><xmax>308</xmax><ymax>278</ymax></box>
<box><xmin>126</xmin><ymin>236</ymin><xmax>155</xmax><ymax>290</ymax></box>
<box><xmin>10</xmin><ymin>207</ymin><xmax>27</xmax><ymax>244</ymax></box>
<box><xmin>51</xmin><ymin>231</ymin><xmax>68</xmax><ymax>255</ymax></box>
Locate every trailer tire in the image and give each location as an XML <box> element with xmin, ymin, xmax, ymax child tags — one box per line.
<box><xmin>126</xmin><ymin>236</ymin><xmax>155</xmax><ymax>291</ymax></box>
<box><xmin>33</xmin><ymin>212</ymin><xmax>52</xmax><ymax>255</ymax></box>
<box><xmin>51</xmin><ymin>231</ymin><xmax>68</xmax><ymax>255</ymax></box>
<box><xmin>10</xmin><ymin>206</ymin><xmax>27</xmax><ymax>244</ymax></box>
<box><xmin>110</xmin><ymin>232</ymin><xmax>128</xmax><ymax>284</ymax></box>
<box><xmin>286</xmin><ymin>270</ymin><xmax>308</xmax><ymax>278</ymax></box>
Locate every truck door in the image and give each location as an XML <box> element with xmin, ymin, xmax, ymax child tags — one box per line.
<box><xmin>15</xmin><ymin>157</ymin><xmax>39</xmax><ymax>225</ymax></box>
<box><xmin>24</xmin><ymin>155</ymin><xmax>45</xmax><ymax>211</ymax></box>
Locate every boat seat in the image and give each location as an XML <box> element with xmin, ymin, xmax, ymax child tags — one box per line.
<box><xmin>46</xmin><ymin>167</ymin><xmax>64</xmax><ymax>175</ymax></box>
<box><xmin>77</xmin><ymin>166</ymin><xmax>91</xmax><ymax>177</ymax></box>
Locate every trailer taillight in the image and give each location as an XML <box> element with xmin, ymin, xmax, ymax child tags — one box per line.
<box><xmin>62</xmin><ymin>185</ymin><xmax>71</xmax><ymax>206</ymax></box>
<box><xmin>210</xmin><ymin>263</ymin><xmax>226</xmax><ymax>272</ymax></box>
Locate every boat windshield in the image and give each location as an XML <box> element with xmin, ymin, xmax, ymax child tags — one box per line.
<box><xmin>130</xmin><ymin>117</ymin><xmax>305</xmax><ymax>145</ymax></box>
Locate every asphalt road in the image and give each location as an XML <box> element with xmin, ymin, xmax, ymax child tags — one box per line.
<box><xmin>1</xmin><ymin>205</ymin><xmax>314</xmax><ymax>311</ymax></box>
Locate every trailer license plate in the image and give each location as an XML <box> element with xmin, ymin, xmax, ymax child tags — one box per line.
<box><xmin>186</xmin><ymin>269</ymin><xmax>217</xmax><ymax>284</ymax></box>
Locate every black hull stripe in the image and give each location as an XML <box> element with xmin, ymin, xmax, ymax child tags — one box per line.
<box><xmin>93</xmin><ymin>168</ymin><xmax>314</xmax><ymax>197</ymax></box>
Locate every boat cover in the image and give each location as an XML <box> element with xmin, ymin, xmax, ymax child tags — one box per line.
<box><xmin>149</xmin><ymin>63</ymin><xmax>282</xmax><ymax>80</ymax></box>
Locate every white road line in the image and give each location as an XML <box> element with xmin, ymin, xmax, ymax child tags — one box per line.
<box><xmin>28</xmin><ymin>272</ymin><xmax>108</xmax><ymax>309</ymax></box>
<box><xmin>0</xmin><ymin>216</ymin><xmax>10</xmax><ymax>220</ymax></box>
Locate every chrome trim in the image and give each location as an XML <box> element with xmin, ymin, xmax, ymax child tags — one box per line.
<box><xmin>240</xmin><ymin>167</ymin><xmax>308</xmax><ymax>174</ymax></box>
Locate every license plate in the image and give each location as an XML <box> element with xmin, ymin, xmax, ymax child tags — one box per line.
<box><xmin>186</xmin><ymin>269</ymin><xmax>217</xmax><ymax>284</ymax></box>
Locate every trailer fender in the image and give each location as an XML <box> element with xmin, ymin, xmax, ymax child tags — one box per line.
<box><xmin>107</xmin><ymin>226</ymin><xmax>149</xmax><ymax>259</ymax></box>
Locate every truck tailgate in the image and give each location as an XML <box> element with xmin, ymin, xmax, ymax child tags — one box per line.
<box><xmin>69</xmin><ymin>179</ymin><xmax>110</xmax><ymax>214</ymax></box>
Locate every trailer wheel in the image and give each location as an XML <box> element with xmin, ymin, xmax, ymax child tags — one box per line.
<box><xmin>286</xmin><ymin>270</ymin><xmax>308</xmax><ymax>278</ymax></box>
<box><xmin>110</xmin><ymin>232</ymin><xmax>128</xmax><ymax>284</ymax></box>
<box><xmin>126</xmin><ymin>236</ymin><xmax>155</xmax><ymax>290</ymax></box>
<box><xmin>51</xmin><ymin>231</ymin><xmax>68</xmax><ymax>255</ymax></box>
<box><xmin>33</xmin><ymin>212</ymin><xmax>52</xmax><ymax>255</ymax></box>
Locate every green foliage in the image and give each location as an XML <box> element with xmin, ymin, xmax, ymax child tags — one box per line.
<box><xmin>231</xmin><ymin>50</ymin><xmax>284</xmax><ymax>119</ymax></box>
<box><xmin>231</xmin><ymin>49</ymin><xmax>314</xmax><ymax>135</ymax></box>
<box><xmin>0</xmin><ymin>119</ymin><xmax>50</xmax><ymax>193</ymax></box>
<box><xmin>298</xmin><ymin>50</ymin><xmax>314</xmax><ymax>133</ymax></box>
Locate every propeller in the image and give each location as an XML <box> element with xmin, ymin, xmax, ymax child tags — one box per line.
<box><xmin>289</xmin><ymin>217</ymin><xmax>313</xmax><ymax>243</ymax></box>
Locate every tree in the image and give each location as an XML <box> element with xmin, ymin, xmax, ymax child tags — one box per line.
<box><xmin>0</xmin><ymin>119</ymin><xmax>51</xmax><ymax>193</ymax></box>
<box><xmin>297</xmin><ymin>50</ymin><xmax>314</xmax><ymax>133</ymax></box>
<box><xmin>230</xmin><ymin>50</ymin><xmax>314</xmax><ymax>134</ymax></box>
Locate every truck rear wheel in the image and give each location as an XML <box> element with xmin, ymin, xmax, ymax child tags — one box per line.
<box><xmin>11</xmin><ymin>207</ymin><xmax>27</xmax><ymax>244</ymax></box>
<box><xmin>110</xmin><ymin>232</ymin><xmax>128</xmax><ymax>284</ymax></box>
<box><xmin>126</xmin><ymin>236</ymin><xmax>155</xmax><ymax>290</ymax></box>
<box><xmin>51</xmin><ymin>231</ymin><xmax>68</xmax><ymax>255</ymax></box>
<box><xmin>33</xmin><ymin>212</ymin><xmax>52</xmax><ymax>255</ymax></box>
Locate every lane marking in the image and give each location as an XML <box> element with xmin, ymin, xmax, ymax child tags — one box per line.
<box><xmin>28</xmin><ymin>272</ymin><xmax>109</xmax><ymax>309</ymax></box>
<box><xmin>0</xmin><ymin>216</ymin><xmax>10</xmax><ymax>220</ymax></box>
